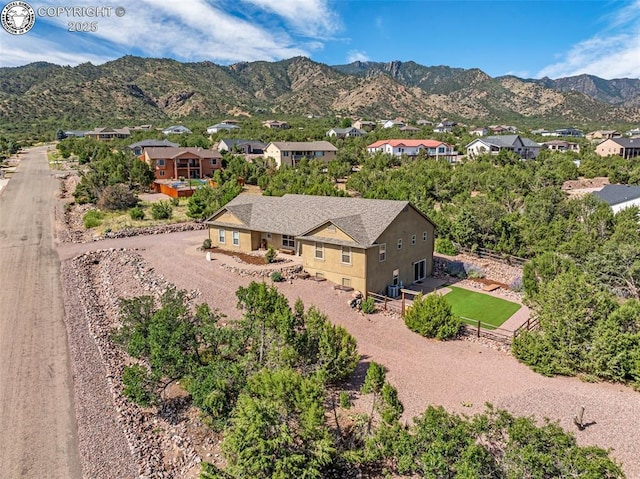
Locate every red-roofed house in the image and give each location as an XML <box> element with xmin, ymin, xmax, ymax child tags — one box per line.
<box><xmin>366</xmin><ymin>139</ymin><xmax>456</xmax><ymax>161</ymax></box>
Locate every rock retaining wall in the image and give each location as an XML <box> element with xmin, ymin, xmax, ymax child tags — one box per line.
<box><xmin>63</xmin><ymin>249</ymin><xmax>205</xmax><ymax>478</ymax></box>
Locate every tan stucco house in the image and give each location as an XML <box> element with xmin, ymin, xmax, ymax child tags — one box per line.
<box><xmin>205</xmin><ymin>194</ymin><xmax>435</xmax><ymax>295</ymax></box>
<box><xmin>263</xmin><ymin>141</ymin><xmax>338</xmax><ymax>168</ymax></box>
<box><xmin>595</xmin><ymin>138</ymin><xmax>640</xmax><ymax>159</ymax></box>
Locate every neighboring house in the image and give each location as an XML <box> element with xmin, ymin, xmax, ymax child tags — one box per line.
<box><xmin>416</xmin><ymin>119</ymin><xmax>432</xmax><ymax>126</ymax></box>
<box><xmin>142</xmin><ymin>147</ymin><xmax>222</xmax><ymax>180</ymax></box>
<box><xmin>489</xmin><ymin>125</ymin><xmax>518</xmax><ymax>134</ymax></box>
<box><xmin>531</xmin><ymin>128</ymin><xmax>552</xmax><ymax>136</ymax></box>
<box><xmin>217</xmin><ymin>139</ymin><xmax>267</xmax><ymax>155</ymax></box>
<box><xmin>264</xmin><ymin>141</ymin><xmax>338</xmax><ymax>168</ymax></box>
<box><xmin>128</xmin><ymin>139</ymin><xmax>179</xmax><ymax>156</ymax></box>
<box><xmin>466</xmin><ymin>135</ymin><xmax>541</xmax><ymax>159</ymax></box>
<box><xmin>594</xmin><ymin>184</ymin><xmax>640</xmax><ymax>213</ymax></box>
<box><xmin>554</xmin><ymin>127</ymin><xmax>584</xmax><ymax>137</ymax></box>
<box><xmin>207</xmin><ymin>123</ymin><xmax>241</xmax><ymax>134</ymax></box>
<box><xmin>205</xmin><ymin>193</ymin><xmax>436</xmax><ymax>295</ymax></box>
<box><xmin>399</xmin><ymin>125</ymin><xmax>420</xmax><ymax>133</ymax></box>
<box><xmin>326</xmin><ymin>127</ymin><xmax>367</xmax><ymax>138</ymax></box>
<box><xmin>64</xmin><ymin>130</ymin><xmax>88</xmax><ymax>138</ymax></box>
<box><xmin>383</xmin><ymin>120</ymin><xmax>405</xmax><ymax>129</ymax></box>
<box><xmin>262</xmin><ymin>120</ymin><xmax>289</xmax><ymax>129</ymax></box>
<box><xmin>470</xmin><ymin>127</ymin><xmax>489</xmax><ymax>136</ymax></box>
<box><xmin>586</xmin><ymin>130</ymin><xmax>622</xmax><ymax>141</ymax></box>
<box><xmin>595</xmin><ymin>138</ymin><xmax>640</xmax><ymax>159</ymax></box>
<box><xmin>129</xmin><ymin>124</ymin><xmax>154</xmax><ymax>132</ymax></box>
<box><xmin>433</xmin><ymin>120</ymin><xmax>456</xmax><ymax>133</ymax></box>
<box><xmin>353</xmin><ymin>120</ymin><xmax>376</xmax><ymax>131</ymax></box>
<box><xmin>85</xmin><ymin>127</ymin><xmax>131</xmax><ymax>141</ymax></box>
<box><xmin>542</xmin><ymin>140</ymin><xmax>580</xmax><ymax>153</ymax></box>
<box><xmin>367</xmin><ymin>139</ymin><xmax>456</xmax><ymax>161</ymax></box>
<box><xmin>162</xmin><ymin>125</ymin><xmax>192</xmax><ymax>135</ymax></box>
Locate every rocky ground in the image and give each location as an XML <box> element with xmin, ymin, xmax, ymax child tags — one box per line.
<box><xmin>62</xmin><ymin>249</ymin><xmax>222</xmax><ymax>479</ymax></box>
<box><xmin>55</xmin><ymin>174</ymin><xmax>639</xmax><ymax>478</ymax></box>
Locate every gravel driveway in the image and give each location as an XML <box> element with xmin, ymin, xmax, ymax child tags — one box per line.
<box><xmin>58</xmin><ymin>230</ymin><xmax>640</xmax><ymax>477</ymax></box>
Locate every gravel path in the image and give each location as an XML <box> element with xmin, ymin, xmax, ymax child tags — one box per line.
<box><xmin>57</xmin><ymin>230</ymin><xmax>640</xmax><ymax>477</ymax></box>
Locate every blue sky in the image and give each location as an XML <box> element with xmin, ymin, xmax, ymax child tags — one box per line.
<box><xmin>1</xmin><ymin>0</ymin><xmax>639</xmax><ymax>79</ymax></box>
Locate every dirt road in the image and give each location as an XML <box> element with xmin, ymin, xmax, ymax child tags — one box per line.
<box><xmin>0</xmin><ymin>146</ymin><xmax>81</xmax><ymax>478</ymax></box>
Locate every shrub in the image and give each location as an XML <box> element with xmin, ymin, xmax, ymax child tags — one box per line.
<box><xmin>129</xmin><ymin>206</ymin><xmax>144</xmax><ymax>220</ymax></box>
<box><xmin>445</xmin><ymin>261</ymin><xmax>467</xmax><ymax>278</ymax></box>
<box><xmin>361</xmin><ymin>297</ymin><xmax>376</xmax><ymax>314</ymax></box>
<box><xmin>171</xmin><ymin>197</ymin><xmax>180</xmax><ymax>206</ymax></box>
<box><xmin>465</xmin><ymin>263</ymin><xmax>485</xmax><ymax>279</ymax></box>
<box><xmin>202</xmin><ymin>238</ymin><xmax>212</xmax><ymax>250</ymax></box>
<box><xmin>122</xmin><ymin>364</ymin><xmax>155</xmax><ymax>406</ymax></box>
<box><xmin>83</xmin><ymin>209</ymin><xmax>104</xmax><ymax>229</ymax></box>
<box><xmin>339</xmin><ymin>391</ymin><xmax>351</xmax><ymax>409</ymax></box>
<box><xmin>265</xmin><ymin>245</ymin><xmax>277</xmax><ymax>264</ymax></box>
<box><xmin>151</xmin><ymin>200</ymin><xmax>173</xmax><ymax>220</ymax></box>
<box><xmin>404</xmin><ymin>293</ymin><xmax>461</xmax><ymax>340</ymax></box>
<box><xmin>97</xmin><ymin>183</ymin><xmax>139</xmax><ymax>211</ymax></box>
<box><xmin>270</xmin><ymin>271</ymin><xmax>283</xmax><ymax>282</ymax></box>
<box><xmin>435</xmin><ymin>237</ymin><xmax>458</xmax><ymax>256</ymax></box>
<box><xmin>509</xmin><ymin>276</ymin><xmax>523</xmax><ymax>292</ymax></box>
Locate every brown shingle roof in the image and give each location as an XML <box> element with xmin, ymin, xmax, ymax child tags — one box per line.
<box><xmin>206</xmin><ymin>194</ymin><xmax>434</xmax><ymax>247</ymax></box>
<box><xmin>269</xmin><ymin>141</ymin><xmax>338</xmax><ymax>152</ymax></box>
<box><xmin>144</xmin><ymin>147</ymin><xmax>222</xmax><ymax>159</ymax></box>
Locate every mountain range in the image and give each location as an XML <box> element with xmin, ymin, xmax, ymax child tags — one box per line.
<box><xmin>0</xmin><ymin>56</ymin><xmax>639</xmax><ymax>131</ymax></box>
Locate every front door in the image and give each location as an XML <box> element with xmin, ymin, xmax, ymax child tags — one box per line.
<box><xmin>414</xmin><ymin>259</ymin><xmax>426</xmax><ymax>282</ymax></box>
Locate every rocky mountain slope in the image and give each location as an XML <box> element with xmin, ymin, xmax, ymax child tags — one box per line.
<box><xmin>1</xmin><ymin>56</ymin><xmax>639</xmax><ymax>130</ymax></box>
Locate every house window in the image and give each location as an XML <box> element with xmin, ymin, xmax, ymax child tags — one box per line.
<box><xmin>315</xmin><ymin>242</ymin><xmax>324</xmax><ymax>260</ymax></box>
<box><xmin>314</xmin><ymin>151</ymin><xmax>324</xmax><ymax>156</ymax></box>
<box><xmin>156</xmin><ymin>159</ymin><xmax>165</xmax><ymax>167</ymax></box>
<box><xmin>379</xmin><ymin>243</ymin><xmax>386</xmax><ymax>262</ymax></box>
<box><xmin>159</xmin><ymin>171</ymin><xmax>165</xmax><ymax>177</ymax></box>
<box><xmin>341</xmin><ymin>246</ymin><xmax>351</xmax><ymax>264</ymax></box>
<box><xmin>342</xmin><ymin>278</ymin><xmax>352</xmax><ymax>287</ymax></box>
<box><xmin>392</xmin><ymin>270</ymin><xmax>399</xmax><ymax>286</ymax></box>
<box><xmin>232</xmin><ymin>231</ymin><xmax>240</xmax><ymax>246</ymax></box>
<box><xmin>397</xmin><ymin>238</ymin><xmax>402</xmax><ymax>250</ymax></box>
<box><xmin>411</xmin><ymin>234</ymin><xmax>416</xmax><ymax>245</ymax></box>
<box><xmin>218</xmin><ymin>229</ymin><xmax>225</xmax><ymax>244</ymax></box>
<box><xmin>283</xmin><ymin>151</ymin><xmax>289</xmax><ymax>157</ymax></box>
<box><xmin>210</xmin><ymin>158</ymin><xmax>217</xmax><ymax>165</ymax></box>
<box><xmin>423</xmin><ymin>231</ymin><xmax>427</xmax><ymax>241</ymax></box>
<box><xmin>282</xmin><ymin>235</ymin><xmax>295</xmax><ymax>248</ymax></box>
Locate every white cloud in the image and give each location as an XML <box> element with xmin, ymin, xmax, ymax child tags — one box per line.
<box><xmin>537</xmin><ymin>0</ymin><xmax>640</xmax><ymax>79</ymax></box>
<box><xmin>243</xmin><ymin>0</ymin><xmax>340</xmax><ymax>38</ymax></box>
<box><xmin>0</xmin><ymin>0</ymin><xmax>335</xmax><ymax>67</ymax></box>
<box><xmin>347</xmin><ymin>50</ymin><xmax>369</xmax><ymax>63</ymax></box>
<box><xmin>0</xmin><ymin>34</ymin><xmax>116</xmax><ymax>67</ymax></box>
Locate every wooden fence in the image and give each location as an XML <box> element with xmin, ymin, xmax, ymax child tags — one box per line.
<box><xmin>367</xmin><ymin>291</ymin><xmax>402</xmax><ymax>314</ymax></box>
<box><xmin>459</xmin><ymin>317</ymin><xmax>514</xmax><ymax>343</ymax></box>
<box><xmin>513</xmin><ymin>316</ymin><xmax>540</xmax><ymax>337</ymax></box>
<box><xmin>456</xmin><ymin>245</ymin><xmax>528</xmax><ymax>267</ymax></box>
<box><xmin>368</xmin><ymin>288</ymin><xmax>541</xmax><ymax>345</ymax></box>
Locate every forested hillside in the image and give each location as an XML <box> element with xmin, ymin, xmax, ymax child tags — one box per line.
<box><xmin>2</xmin><ymin>56</ymin><xmax>640</xmax><ymax>137</ymax></box>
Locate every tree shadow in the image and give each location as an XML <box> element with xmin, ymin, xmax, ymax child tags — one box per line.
<box><xmin>158</xmin><ymin>396</ymin><xmax>191</xmax><ymax>425</ymax></box>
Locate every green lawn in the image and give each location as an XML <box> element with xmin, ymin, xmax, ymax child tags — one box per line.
<box><xmin>443</xmin><ymin>286</ymin><xmax>521</xmax><ymax>329</ymax></box>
